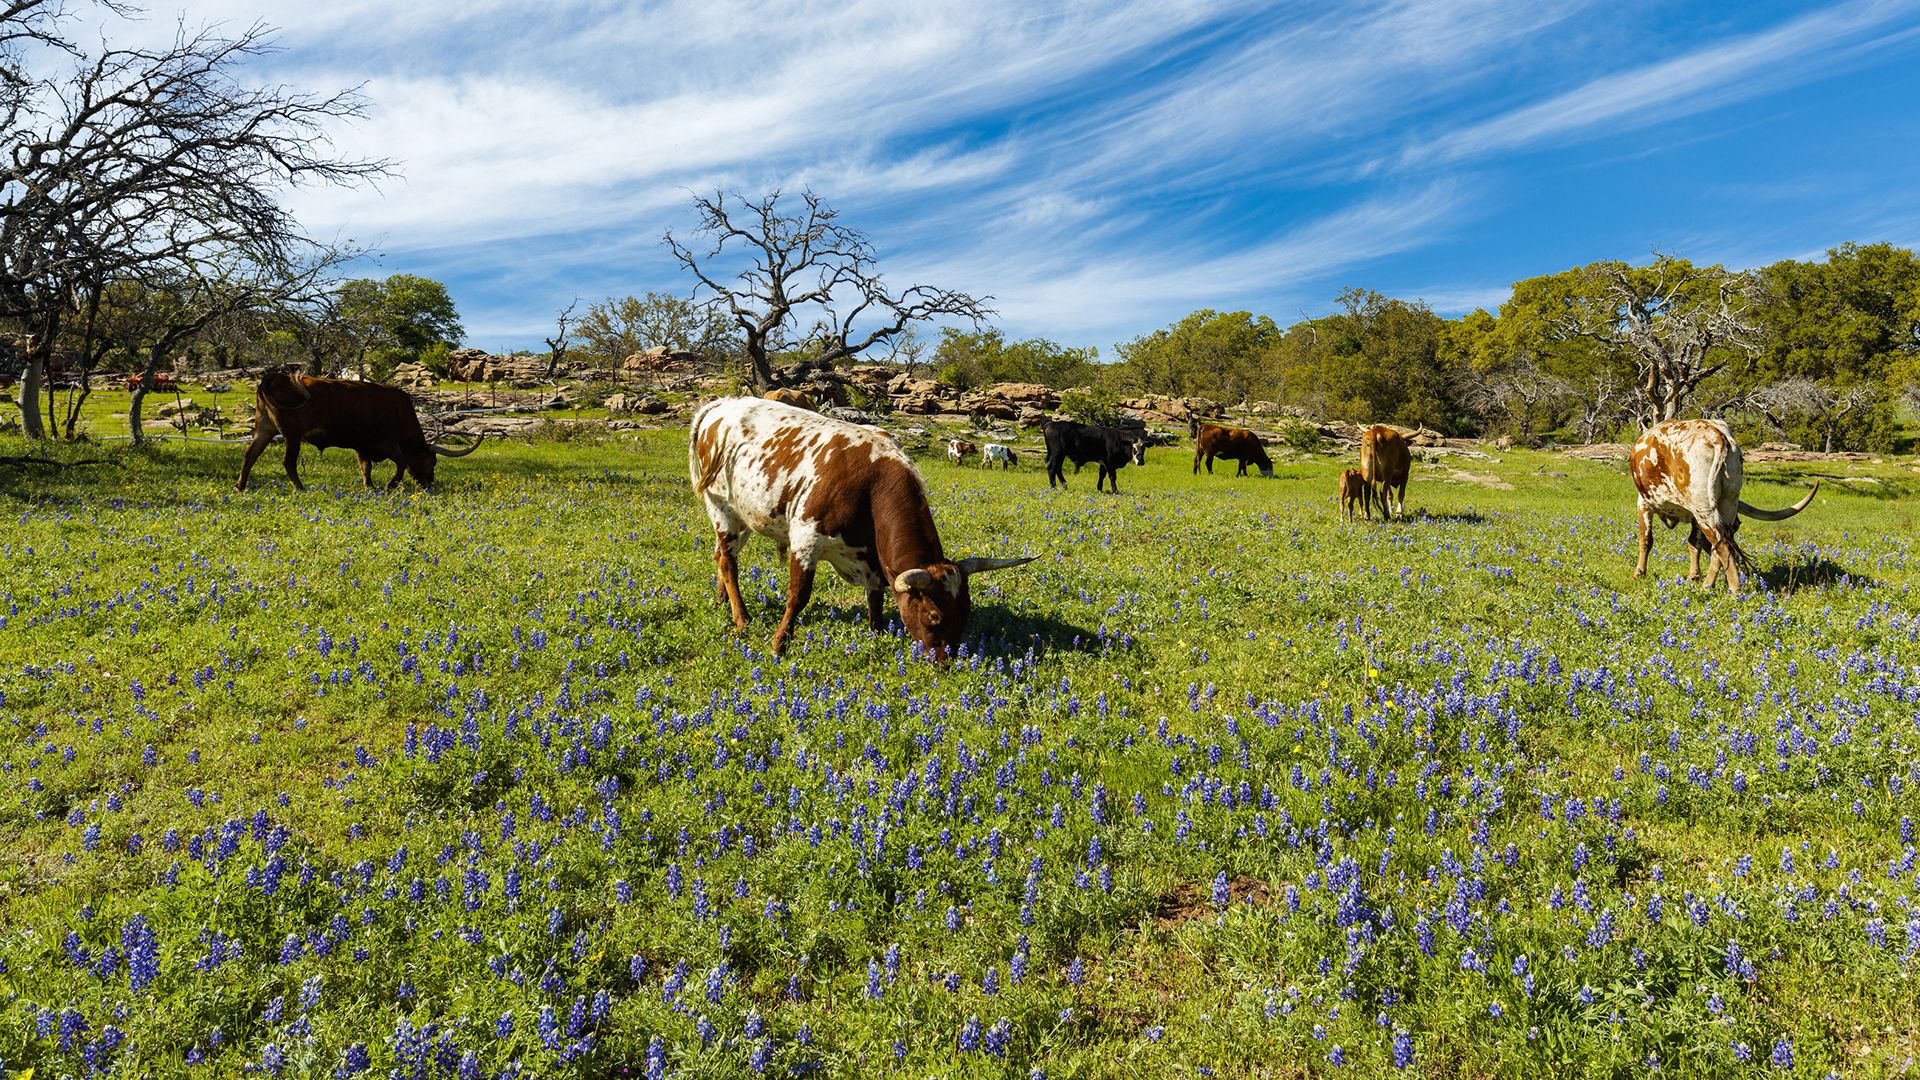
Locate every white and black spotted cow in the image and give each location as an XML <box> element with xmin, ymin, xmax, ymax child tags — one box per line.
<box><xmin>689</xmin><ymin>397</ymin><xmax>1034</xmax><ymax>658</ymax></box>
<box><xmin>981</xmin><ymin>443</ymin><xmax>1016</xmax><ymax>469</ymax></box>
<box><xmin>1630</xmin><ymin>418</ymin><xmax>1817</xmax><ymax>596</ymax></box>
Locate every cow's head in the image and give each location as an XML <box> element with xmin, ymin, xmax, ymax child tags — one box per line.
<box><xmin>891</xmin><ymin>556</ymin><xmax>1036</xmax><ymax>660</ymax></box>
<box><xmin>412</xmin><ymin>433</ymin><xmax>485</xmax><ymax>488</ymax></box>
<box><xmin>1252</xmin><ymin>445</ymin><xmax>1275</xmax><ymax>478</ymax></box>
<box><xmin>258</xmin><ymin>369</ymin><xmax>311</xmax><ymax>411</ymax></box>
<box><xmin>1128</xmin><ymin>437</ymin><xmax>1148</xmax><ymax>466</ymax></box>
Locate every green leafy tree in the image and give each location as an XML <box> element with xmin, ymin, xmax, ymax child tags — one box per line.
<box><xmin>1747</xmin><ymin>242</ymin><xmax>1920</xmax><ymax>450</ymax></box>
<box><xmin>932</xmin><ymin>328</ymin><xmax>1098</xmax><ymax>389</ymax></box>
<box><xmin>573</xmin><ymin>292</ymin><xmax>734</xmax><ymax>370</ymax></box>
<box><xmin>1111</xmin><ymin>310</ymin><xmax>1279</xmax><ymax>402</ymax></box>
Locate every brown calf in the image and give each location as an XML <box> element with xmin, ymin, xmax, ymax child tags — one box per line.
<box><xmin>1338</xmin><ymin>468</ymin><xmax>1371</xmax><ymax>522</ymax></box>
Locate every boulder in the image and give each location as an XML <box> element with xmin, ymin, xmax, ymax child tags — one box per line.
<box><xmin>153</xmin><ymin>397</ymin><xmax>195</xmax><ymax>419</ymax></box>
<box><xmin>390</xmin><ymin>363</ymin><xmax>435</xmax><ymax>388</ymax></box>
<box><xmin>959</xmin><ymin>392</ymin><xmax>1020</xmax><ymax>420</ymax></box>
<box><xmin>447</xmin><ymin>347</ymin><xmax>494</xmax><ymax>381</ymax></box>
<box><xmin>984</xmin><ymin>382</ymin><xmax>1060</xmax><ymax>407</ymax></box>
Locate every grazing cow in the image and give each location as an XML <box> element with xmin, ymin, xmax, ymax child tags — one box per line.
<box><xmin>237</xmin><ymin>370</ymin><xmax>482</xmax><ymax>491</ymax></box>
<box><xmin>1192</xmin><ymin>422</ymin><xmax>1274</xmax><ymax>478</ymax></box>
<box><xmin>1337</xmin><ymin>468</ymin><xmax>1371</xmax><ymax>522</ymax></box>
<box><xmin>1630</xmin><ymin>418</ymin><xmax>1818</xmax><ymax>596</ymax></box>
<box><xmin>1359</xmin><ymin>425</ymin><xmax>1411</xmax><ymax>519</ymax></box>
<box><xmin>689</xmin><ymin>397</ymin><xmax>1034</xmax><ymax>658</ymax></box>
<box><xmin>1044</xmin><ymin>419</ymin><xmax>1146</xmax><ymax>493</ymax></box>
<box><xmin>947</xmin><ymin>439</ymin><xmax>978</xmax><ymax>466</ymax></box>
<box><xmin>126</xmin><ymin>373</ymin><xmax>179</xmax><ymax>393</ymax></box>
<box><xmin>763</xmin><ymin>387</ymin><xmax>816</xmax><ymax>411</ymax></box>
<box><xmin>982</xmin><ymin>443</ymin><xmax>1016</xmax><ymax>469</ymax></box>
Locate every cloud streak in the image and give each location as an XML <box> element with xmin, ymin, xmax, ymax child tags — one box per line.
<box><xmin>101</xmin><ymin>0</ymin><xmax>1920</xmax><ymax>348</ymax></box>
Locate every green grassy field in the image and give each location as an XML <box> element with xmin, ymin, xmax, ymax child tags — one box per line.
<box><xmin>2</xmin><ymin>423</ymin><xmax>1917</xmax><ymax>1078</ymax></box>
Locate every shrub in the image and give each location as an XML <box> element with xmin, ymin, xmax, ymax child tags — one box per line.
<box><xmin>1279</xmin><ymin>419</ymin><xmax>1326</xmax><ymax>453</ymax></box>
<box><xmin>1059</xmin><ymin>386</ymin><xmax>1121</xmax><ymax>427</ymax></box>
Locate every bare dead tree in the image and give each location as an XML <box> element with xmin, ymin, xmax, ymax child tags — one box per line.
<box><xmin>1746</xmin><ymin>378</ymin><xmax>1878</xmax><ymax>453</ymax></box>
<box><xmin>1573</xmin><ymin>366</ymin><xmax>1635</xmax><ymax>443</ymax></box>
<box><xmin>544</xmin><ymin>297</ymin><xmax>578</xmax><ymax>379</ymax></box>
<box><xmin>1</xmin><ymin>10</ymin><xmax>388</xmax><ymax>438</ymax></box>
<box><xmin>1457</xmin><ymin>354</ymin><xmax>1575</xmax><ymax>438</ymax></box>
<box><xmin>1567</xmin><ymin>256</ymin><xmax>1761</xmax><ymax>427</ymax></box>
<box><xmin>665</xmin><ymin>190</ymin><xmax>991</xmax><ymax>392</ymax></box>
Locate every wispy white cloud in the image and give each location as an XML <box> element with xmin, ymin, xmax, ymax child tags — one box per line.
<box><xmin>84</xmin><ymin>0</ymin><xmax>1920</xmax><ymax>348</ymax></box>
<box><xmin>1405</xmin><ymin>0</ymin><xmax>1920</xmax><ymax>166</ymax></box>
<box><xmin>912</xmin><ymin>182</ymin><xmax>1468</xmax><ymax>342</ymax></box>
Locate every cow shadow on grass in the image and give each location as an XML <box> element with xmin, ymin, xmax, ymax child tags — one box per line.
<box><xmin>761</xmin><ymin>595</ymin><xmax>1101</xmax><ymax>660</ymax></box>
<box><xmin>1364</xmin><ymin>509</ymin><xmax>1488</xmax><ymax>526</ymax></box>
<box><xmin>1754</xmin><ymin>557</ymin><xmax>1871</xmax><ymax>595</ymax></box>
<box><xmin>967</xmin><ymin>606</ymin><xmax>1105</xmax><ymax>659</ymax></box>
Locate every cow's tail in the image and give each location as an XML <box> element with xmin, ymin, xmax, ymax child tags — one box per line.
<box><xmin>1737</xmin><ymin>482</ymin><xmax>1818</xmax><ymax>521</ymax></box>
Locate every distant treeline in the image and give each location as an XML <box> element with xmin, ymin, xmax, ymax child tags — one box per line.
<box><xmin>929</xmin><ymin>243</ymin><xmax>1920</xmax><ymax>452</ymax></box>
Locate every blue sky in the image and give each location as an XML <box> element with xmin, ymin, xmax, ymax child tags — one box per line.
<box><xmin>145</xmin><ymin>0</ymin><xmax>1920</xmax><ymax>353</ymax></box>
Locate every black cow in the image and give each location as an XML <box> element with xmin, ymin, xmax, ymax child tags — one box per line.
<box><xmin>1044</xmin><ymin>419</ymin><xmax>1146</xmax><ymax>494</ymax></box>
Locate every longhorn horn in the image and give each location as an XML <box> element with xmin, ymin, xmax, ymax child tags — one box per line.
<box><xmin>1737</xmin><ymin>481</ymin><xmax>1817</xmax><ymax>521</ymax></box>
<box><xmin>429</xmin><ymin>432</ymin><xmax>485</xmax><ymax>457</ymax></box>
<box><xmin>892</xmin><ymin>568</ymin><xmax>935</xmax><ymax>593</ymax></box>
<box><xmin>954</xmin><ymin>555</ymin><xmax>1037</xmax><ymax>576</ymax></box>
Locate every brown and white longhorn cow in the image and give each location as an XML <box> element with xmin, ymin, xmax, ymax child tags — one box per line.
<box><xmin>1629</xmin><ymin>418</ymin><xmax>1818</xmax><ymax>596</ymax></box>
<box><xmin>690</xmin><ymin>397</ymin><xmax>1034</xmax><ymax>659</ymax></box>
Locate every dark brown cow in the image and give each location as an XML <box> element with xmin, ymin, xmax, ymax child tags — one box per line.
<box><xmin>690</xmin><ymin>397</ymin><xmax>1034</xmax><ymax>659</ymax></box>
<box><xmin>236</xmin><ymin>371</ymin><xmax>481</xmax><ymax>492</ymax></box>
<box><xmin>1192</xmin><ymin>422</ymin><xmax>1273</xmax><ymax>478</ymax></box>
<box><xmin>1338</xmin><ymin>468</ymin><xmax>1371</xmax><ymax>522</ymax></box>
<box><xmin>1359</xmin><ymin>425</ymin><xmax>1410</xmax><ymax>519</ymax></box>
<box><xmin>1630</xmin><ymin>418</ymin><xmax>1817</xmax><ymax>596</ymax></box>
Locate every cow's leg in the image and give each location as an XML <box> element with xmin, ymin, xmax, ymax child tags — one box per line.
<box><xmin>236</xmin><ymin>425</ymin><xmax>276</xmax><ymax>491</ymax></box>
<box><xmin>358</xmin><ymin>455</ymin><xmax>375</xmax><ymax>488</ymax></box>
<box><xmin>1634</xmin><ymin>504</ymin><xmax>1654</xmax><ymax>577</ymax></box>
<box><xmin>1684</xmin><ymin>528</ymin><xmax>1704</xmax><ymax>580</ymax></box>
<box><xmin>1720</xmin><ymin>538</ymin><xmax>1742</xmax><ymax>597</ymax></box>
<box><xmin>1192</xmin><ymin>448</ymin><xmax>1202</xmax><ymax>475</ymax></box>
<box><xmin>770</xmin><ymin>553</ymin><xmax>817</xmax><ymax>655</ymax></box>
<box><xmin>387</xmin><ymin>461</ymin><xmax>407</xmax><ymax>491</ymax></box>
<box><xmin>713</xmin><ymin>528</ymin><xmax>749</xmax><ymax>630</ymax></box>
<box><xmin>280</xmin><ymin>438</ymin><xmax>306</xmax><ymax>491</ymax></box>
<box><xmin>866</xmin><ymin>587</ymin><xmax>886</xmax><ymax>631</ymax></box>
<box><xmin>1699</xmin><ymin>526</ymin><xmax>1723</xmax><ymax>590</ymax></box>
